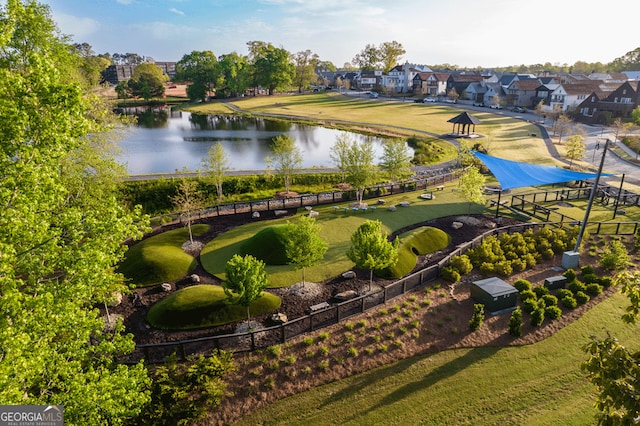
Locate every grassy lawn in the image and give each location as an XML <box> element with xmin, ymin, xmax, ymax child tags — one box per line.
<box><xmin>189</xmin><ymin>92</ymin><xmax>553</xmax><ymax>165</ymax></box>
<box><xmin>117</xmin><ymin>224</ymin><xmax>209</xmax><ymax>287</ymax></box>
<box><xmin>200</xmin><ymin>187</ymin><xmax>494</xmax><ymax>288</ymax></box>
<box><xmin>146</xmin><ymin>284</ymin><xmax>281</xmax><ymax>330</ymax></box>
<box><xmin>234</xmin><ymin>290</ymin><xmax>640</xmax><ymax>426</ymax></box>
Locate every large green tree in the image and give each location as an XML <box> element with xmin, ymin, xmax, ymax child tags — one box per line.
<box><xmin>347</xmin><ymin>220</ymin><xmax>399</xmax><ymax>291</ymax></box>
<box><xmin>218</xmin><ymin>51</ymin><xmax>250</xmax><ymax>98</ymax></box>
<box><xmin>128</xmin><ymin>62</ymin><xmax>167</xmax><ymax>100</ymax></box>
<box><xmin>379</xmin><ymin>138</ymin><xmax>413</xmax><ymax>182</ymax></box>
<box><xmin>379</xmin><ymin>40</ymin><xmax>406</xmax><ymax>74</ymax></box>
<box><xmin>223</xmin><ymin>254</ymin><xmax>270</xmax><ymax>322</ymax></box>
<box><xmin>265</xmin><ymin>134</ymin><xmax>303</xmax><ymax>194</ymax></box>
<box><xmin>0</xmin><ymin>0</ymin><xmax>150</xmax><ymax>423</ymax></box>
<box><xmin>564</xmin><ymin>134</ymin><xmax>586</xmax><ymax>169</ymax></box>
<box><xmin>457</xmin><ymin>165</ymin><xmax>486</xmax><ymax>211</ymax></box>
<box><xmin>583</xmin><ymin>271</ymin><xmax>640</xmax><ymax>424</ymax></box>
<box><xmin>202</xmin><ymin>141</ymin><xmax>229</xmax><ymax>204</ymax></box>
<box><xmin>330</xmin><ymin>133</ymin><xmax>352</xmax><ymax>182</ymax></box>
<box><xmin>284</xmin><ymin>216</ymin><xmax>328</xmax><ymax>286</ymax></box>
<box><xmin>174</xmin><ymin>50</ymin><xmax>219</xmax><ymax>102</ymax></box>
<box><xmin>346</xmin><ymin>139</ymin><xmax>377</xmax><ymax>205</ymax></box>
<box><xmin>293</xmin><ymin>49</ymin><xmax>319</xmax><ymax>93</ymax></box>
<box><xmin>248</xmin><ymin>41</ymin><xmax>294</xmax><ymax>95</ymax></box>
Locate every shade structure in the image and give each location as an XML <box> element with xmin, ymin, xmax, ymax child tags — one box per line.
<box><xmin>447</xmin><ymin>112</ymin><xmax>480</xmax><ymax>135</ymax></box>
<box><xmin>472</xmin><ymin>151</ymin><xmax>614</xmax><ymax>190</ymax></box>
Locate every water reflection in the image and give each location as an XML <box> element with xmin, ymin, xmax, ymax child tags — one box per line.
<box><xmin>115</xmin><ymin>108</ymin><xmax>392</xmax><ymax>175</ymax></box>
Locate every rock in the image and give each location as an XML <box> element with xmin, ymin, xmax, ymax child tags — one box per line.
<box><xmin>309</xmin><ymin>210</ymin><xmax>319</xmax><ymax>217</ymax></box>
<box><xmin>333</xmin><ymin>290</ymin><xmax>358</xmax><ymax>302</ymax></box>
<box><xmin>274</xmin><ymin>209</ymin><xmax>288</xmax><ymax>217</ymax></box>
<box><xmin>108</xmin><ymin>292</ymin><xmax>123</xmax><ymax>307</ymax></box>
<box><xmin>616</xmin><ymin>209</ymin><xmax>626</xmax><ymax>215</ymax></box>
<box><xmin>132</xmin><ymin>293</ymin><xmax>146</xmax><ymax>307</ymax></box>
<box><xmin>376</xmin><ymin>199</ymin><xmax>386</xmax><ymax>205</ymax></box>
<box><xmin>485</xmin><ymin>221</ymin><xmax>497</xmax><ymax>229</ymax></box>
<box><xmin>451</xmin><ymin>221</ymin><xmax>463</xmax><ymax>230</ymax></box>
<box><xmin>341</xmin><ymin>270</ymin><xmax>356</xmax><ymax>279</ymax></box>
<box><xmin>388</xmin><ymin>205</ymin><xmax>397</xmax><ymax>212</ymax></box>
<box><xmin>161</xmin><ymin>282</ymin><xmax>172</xmax><ymax>292</ymax></box>
<box><xmin>398</xmin><ymin>201</ymin><xmax>410</xmax><ymax>207</ymax></box>
<box><xmin>252</xmin><ymin>211</ymin><xmax>261</xmax><ymax>218</ymax></box>
<box><xmin>270</xmin><ymin>312</ymin><xmax>288</xmax><ymax>324</ymax></box>
<box><xmin>190</xmin><ymin>274</ymin><xmax>200</xmax><ymax>283</ymax></box>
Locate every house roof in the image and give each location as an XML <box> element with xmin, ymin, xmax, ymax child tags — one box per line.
<box><xmin>447</xmin><ymin>112</ymin><xmax>480</xmax><ymax>125</ymax></box>
<box><xmin>562</xmin><ymin>81</ymin><xmax>605</xmax><ymax>96</ymax></box>
<box><xmin>510</xmin><ymin>79</ymin><xmax>542</xmax><ymax>90</ymax></box>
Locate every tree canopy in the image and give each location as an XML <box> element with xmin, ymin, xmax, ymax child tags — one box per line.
<box><xmin>347</xmin><ymin>220</ymin><xmax>399</xmax><ymax>290</ymax></box>
<box><xmin>266</xmin><ymin>134</ymin><xmax>303</xmax><ymax>194</ymax></box>
<box><xmin>284</xmin><ymin>216</ymin><xmax>328</xmax><ymax>285</ymax></box>
<box><xmin>175</xmin><ymin>50</ymin><xmax>219</xmax><ymax>101</ymax></box>
<box><xmin>0</xmin><ymin>0</ymin><xmax>150</xmax><ymax>422</ymax></box>
<box><xmin>128</xmin><ymin>62</ymin><xmax>167</xmax><ymax>100</ymax></box>
<box><xmin>223</xmin><ymin>254</ymin><xmax>270</xmax><ymax>322</ymax></box>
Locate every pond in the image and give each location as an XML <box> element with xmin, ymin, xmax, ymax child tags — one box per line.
<box><xmin>115</xmin><ymin>108</ymin><xmax>390</xmax><ymax>175</ymax></box>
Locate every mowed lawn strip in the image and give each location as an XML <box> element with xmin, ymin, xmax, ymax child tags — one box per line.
<box><xmin>234</xmin><ymin>290</ymin><xmax>640</xmax><ymax>426</ymax></box>
<box><xmin>200</xmin><ymin>189</ymin><xmax>492</xmax><ymax>288</ymax></box>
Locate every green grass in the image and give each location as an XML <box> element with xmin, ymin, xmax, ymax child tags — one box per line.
<box><xmin>200</xmin><ymin>190</ymin><xmax>494</xmax><ymax>288</ymax></box>
<box><xmin>117</xmin><ymin>225</ymin><xmax>209</xmax><ymax>287</ymax></box>
<box><xmin>378</xmin><ymin>226</ymin><xmax>451</xmax><ymax>278</ymax></box>
<box><xmin>146</xmin><ymin>284</ymin><xmax>281</xmax><ymax>330</ymax></box>
<box><xmin>239</xmin><ymin>225</ymin><xmax>290</xmax><ymax>265</ymax></box>
<box><xmin>234</xmin><ymin>290</ymin><xmax>640</xmax><ymax>425</ymax></box>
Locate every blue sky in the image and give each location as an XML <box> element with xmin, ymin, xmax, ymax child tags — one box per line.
<box><xmin>41</xmin><ymin>0</ymin><xmax>640</xmax><ymax>68</ymax></box>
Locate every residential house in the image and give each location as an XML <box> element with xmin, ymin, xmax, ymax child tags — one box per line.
<box><xmin>383</xmin><ymin>62</ymin><xmax>432</xmax><ymax>93</ymax></box>
<box><xmin>483</xmin><ymin>82</ymin><xmax>506</xmax><ymax>106</ymax></box>
<box><xmin>412</xmin><ymin>72</ymin><xmax>450</xmax><ymax>96</ymax></box>
<box><xmin>533</xmin><ymin>82</ymin><xmax>560</xmax><ymax>110</ymax></box>
<box><xmin>623</xmin><ymin>71</ymin><xmax>640</xmax><ymax>81</ymax></box>
<box><xmin>576</xmin><ymin>81</ymin><xmax>640</xmax><ymax>124</ymax></box>
<box><xmin>359</xmin><ymin>70</ymin><xmax>382</xmax><ymax>90</ymax></box>
<box><xmin>464</xmin><ymin>81</ymin><xmax>487</xmax><ymax>102</ymax></box>
<box><xmin>506</xmin><ymin>78</ymin><xmax>542</xmax><ymax>107</ymax></box>
<box><xmin>549</xmin><ymin>81</ymin><xmax>605</xmax><ymax>112</ymax></box>
<box><xmin>102</xmin><ymin>61</ymin><xmax>176</xmax><ymax>85</ymax></box>
<box><xmin>447</xmin><ymin>73</ymin><xmax>484</xmax><ymax>100</ymax></box>
<box><xmin>587</xmin><ymin>72</ymin><xmax>628</xmax><ymax>83</ymax></box>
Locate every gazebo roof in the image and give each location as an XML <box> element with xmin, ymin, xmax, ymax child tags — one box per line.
<box><xmin>447</xmin><ymin>112</ymin><xmax>480</xmax><ymax>125</ymax></box>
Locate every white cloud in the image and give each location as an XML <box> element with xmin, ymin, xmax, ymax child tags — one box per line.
<box><xmin>52</xmin><ymin>12</ymin><xmax>100</xmax><ymax>39</ymax></box>
<box><xmin>116</xmin><ymin>0</ymin><xmax>134</xmax><ymax>5</ymax></box>
<box><xmin>169</xmin><ymin>8</ymin><xmax>185</xmax><ymax>16</ymax></box>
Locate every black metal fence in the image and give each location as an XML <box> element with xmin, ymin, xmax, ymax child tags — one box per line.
<box><xmin>127</xmin><ymin>219</ymin><xmax>639</xmax><ymax>364</ymax></box>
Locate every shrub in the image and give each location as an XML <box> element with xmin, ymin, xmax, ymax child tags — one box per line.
<box><xmin>541</xmin><ymin>248</ymin><xmax>555</xmax><ymax>260</ymax></box>
<box><xmin>302</xmin><ymin>337</ymin><xmax>314</xmax><ymax>346</ymax></box>
<box><xmin>599</xmin><ymin>277</ymin><xmax>613</xmax><ymax>288</ymax></box>
<box><xmin>357</xmin><ymin>320</ymin><xmax>368</xmax><ymax>329</ymax></box>
<box><xmin>317</xmin><ymin>360</ymin><xmax>329</xmax><ymax>371</ymax></box>
<box><xmin>533</xmin><ymin>286</ymin><xmax>550</xmax><ymax>298</ymax></box>
<box><xmin>347</xmin><ymin>347</ymin><xmax>358</xmax><ymax>357</ymax></box>
<box><xmin>586</xmin><ymin>283</ymin><xmax>604</xmax><ymax>296</ymax></box>
<box><xmin>440</xmin><ymin>266</ymin><xmax>461</xmax><ymax>283</ymax></box>
<box><xmin>513</xmin><ymin>279</ymin><xmax>532</xmax><ymax>292</ymax></box>
<box><xmin>568</xmin><ymin>280</ymin><xmax>587</xmax><ymax>294</ymax></box>
<box><xmin>519</xmin><ymin>290</ymin><xmax>537</xmax><ymax>302</ymax></box>
<box><xmin>530</xmin><ymin>308</ymin><xmax>545</xmax><ymax>327</ymax></box>
<box><xmin>344</xmin><ymin>322</ymin><xmax>355</xmax><ymax>331</ymax></box>
<box><xmin>581</xmin><ymin>265</ymin><xmax>595</xmax><ymax>276</ymax></box>
<box><xmin>600</xmin><ymin>239</ymin><xmax>630</xmax><ymax>271</ymax></box>
<box><xmin>575</xmin><ymin>291</ymin><xmax>590</xmax><ymax>304</ymax></box>
<box><xmin>319</xmin><ymin>346</ymin><xmax>330</xmax><ymax>356</ymax></box>
<box><xmin>561</xmin><ymin>295</ymin><xmax>578</xmax><ymax>309</ymax></box>
<box><xmin>508</xmin><ymin>307</ymin><xmax>523</xmax><ymax>337</ymax></box>
<box><xmin>541</xmin><ymin>294</ymin><xmax>558</xmax><ymax>307</ymax></box>
<box><xmin>557</xmin><ymin>288</ymin><xmax>573</xmax><ymax>299</ymax></box>
<box><xmin>563</xmin><ymin>268</ymin><xmax>577</xmax><ymax>283</ymax></box>
<box><xmin>469</xmin><ymin>304</ymin><xmax>485</xmax><ymax>331</ymax></box>
<box><xmin>284</xmin><ymin>355</ymin><xmax>296</xmax><ymax>365</ymax></box>
<box><xmin>522</xmin><ymin>298</ymin><xmax>538</xmax><ymax>314</ymax></box>
<box><xmin>267</xmin><ymin>345</ymin><xmax>282</xmax><ymax>358</ymax></box>
<box><xmin>545</xmin><ymin>305</ymin><xmax>562</xmax><ymax>320</ymax></box>
<box><xmin>449</xmin><ymin>254</ymin><xmax>473</xmax><ymax>275</ymax></box>
<box><xmin>582</xmin><ymin>273</ymin><xmax>598</xmax><ymax>284</ymax></box>
<box><xmin>494</xmin><ymin>260</ymin><xmax>513</xmax><ymax>277</ymax></box>
<box><xmin>318</xmin><ymin>332</ymin><xmax>329</xmax><ymax>341</ymax></box>
<box><xmin>511</xmin><ymin>259</ymin><xmax>527</xmax><ymax>272</ymax></box>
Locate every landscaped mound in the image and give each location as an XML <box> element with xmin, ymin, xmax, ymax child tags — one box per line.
<box><xmin>117</xmin><ymin>224</ymin><xmax>209</xmax><ymax>287</ymax></box>
<box><xmin>239</xmin><ymin>225</ymin><xmax>289</xmax><ymax>265</ymax></box>
<box><xmin>147</xmin><ymin>284</ymin><xmax>282</xmax><ymax>330</ymax></box>
<box><xmin>378</xmin><ymin>226</ymin><xmax>451</xmax><ymax>278</ymax></box>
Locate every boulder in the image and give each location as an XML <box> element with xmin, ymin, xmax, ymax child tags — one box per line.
<box><xmin>451</xmin><ymin>221</ymin><xmax>464</xmax><ymax>230</ymax></box>
<box><xmin>252</xmin><ymin>211</ymin><xmax>261</xmax><ymax>218</ymax></box>
<box><xmin>270</xmin><ymin>312</ymin><xmax>288</xmax><ymax>324</ymax></box>
<box><xmin>274</xmin><ymin>210</ymin><xmax>288</xmax><ymax>217</ymax></box>
<box><xmin>189</xmin><ymin>274</ymin><xmax>200</xmax><ymax>283</ymax></box>
<box><xmin>341</xmin><ymin>270</ymin><xmax>356</xmax><ymax>279</ymax></box>
<box><xmin>333</xmin><ymin>290</ymin><xmax>358</xmax><ymax>302</ymax></box>
<box><xmin>161</xmin><ymin>282</ymin><xmax>172</xmax><ymax>292</ymax></box>
<box><xmin>309</xmin><ymin>210</ymin><xmax>319</xmax><ymax>218</ymax></box>
<box><xmin>398</xmin><ymin>201</ymin><xmax>410</xmax><ymax>207</ymax></box>
<box><xmin>484</xmin><ymin>221</ymin><xmax>497</xmax><ymax>229</ymax></box>
<box><xmin>388</xmin><ymin>205</ymin><xmax>397</xmax><ymax>212</ymax></box>
<box><xmin>108</xmin><ymin>292</ymin><xmax>123</xmax><ymax>307</ymax></box>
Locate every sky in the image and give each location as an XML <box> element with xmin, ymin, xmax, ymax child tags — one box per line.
<box><xmin>40</xmin><ymin>0</ymin><xmax>640</xmax><ymax>68</ymax></box>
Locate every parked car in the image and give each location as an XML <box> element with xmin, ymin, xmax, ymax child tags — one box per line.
<box><xmin>473</xmin><ymin>102</ymin><xmax>485</xmax><ymax>107</ymax></box>
<box><xmin>489</xmin><ymin>104</ymin><xmax>503</xmax><ymax>109</ymax></box>
<box><xmin>424</xmin><ymin>97</ymin><xmax>437</xmax><ymax>103</ymax></box>
<box><xmin>369</xmin><ymin>92</ymin><xmax>379</xmax><ymax>98</ymax></box>
<box><xmin>414</xmin><ymin>98</ymin><xmax>424</xmax><ymax>103</ymax></box>
<box><xmin>511</xmin><ymin>106</ymin><xmax>526</xmax><ymax>113</ymax></box>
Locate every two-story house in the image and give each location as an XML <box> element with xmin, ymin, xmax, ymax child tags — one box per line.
<box><xmin>383</xmin><ymin>62</ymin><xmax>432</xmax><ymax>93</ymax></box>
<box><xmin>576</xmin><ymin>81</ymin><xmax>640</xmax><ymax>124</ymax></box>
<box><xmin>506</xmin><ymin>79</ymin><xmax>542</xmax><ymax>107</ymax></box>
<box><xmin>412</xmin><ymin>72</ymin><xmax>450</xmax><ymax>96</ymax></box>
<box><xmin>549</xmin><ymin>81</ymin><xmax>605</xmax><ymax>112</ymax></box>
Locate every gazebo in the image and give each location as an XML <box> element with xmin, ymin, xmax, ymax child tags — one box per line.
<box><xmin>447</xmin><ymin>112</ymin><xmax>480</xmax><ymax>136</ymax></box>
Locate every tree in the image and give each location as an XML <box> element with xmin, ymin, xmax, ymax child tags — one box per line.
<box><xmin>347</xmin><ymin>220</ymin><xmax>399</xmax><ymax>291</ymax></box>
<box><xmin>249</xmin><ymin>41</ymin><xmax>294</xmax><ymax>95</ymax></box>
<box><xmin>128</xmin><ymin>62</ymin><xmax>167</xmax><ymax>100</ymax></box>
<box><xmin>174</xmin><ymin>50</ymin><xmax>219</xmax><ymax>102</ymax></box>
<box><xmin>632</xmin><ymin>106</ymin><xmax>640</xmax><ymax>126</ymax></box>
<box><xmin>447</xmin><ymin>87</ymin><xmax>459</xmax><ymax>103</ymax></box>
<box><xmin>379</xmin><ymin>41</ymin><xmax>406</xmax><ymax>74</ymax></box>
<box><xmin>218</xmin><ymin>52</ymin><xmax>250</xmax><ymax>98</ymax></box>
<box><xmin>352</xmin><ymin>43</ymin><xmax>380</xmax><ymax>71</ymax></box>
<box><xmin>554</xmin><ymin>114</ymin><xmax>573</xmax><ymax>143</ymax></box>
<box><xmin>115</xmin><ymin>80</ymin><xmax>131</xmax><ymax>100</ymax></box>
<box><xmin>330</xmin><ymin>134</ymin><xmax>352</xmax><ymax>182</ymax></box>
<box><xmin>171</xmin><ymin>179</ymin><xmax>204</xmax><ymax>244</ymax></box>
<box><xmin>202</xmin><ymin>142</ymin><xmax>229</xmax><ymax>204</ymax></box>
<box><xmin>223</xmin><ymin>254</ymin><xmax>269</xmax><ymax>322</ymax></box>
<box><xmin>582</xmin><ymin>271</ymin><xmax>640</xmax><ymax>424</ymax></box>
<box><xmin>284</xmin><ymin>216</ymin><xmax>328</xmax><ymax>286</ymax></box>
<box><xmin>0</xmin><ymin>0</ymin><xmax>150</xmax><ymax>422</ymax></box>
<box><xmin>564</xmin><ymin>134</ymin><xmax>586</xmax><ymax>169</ymax></box>
<box><xmin>293</xmin><ymin>49</ymin><xmax>319</xmax><ymax>93</ymax></box>
<box><xmin>346</xmin><ymin>139</ymin><xmax>377</xmax><ymax>205</ymax></box>
<box><xmin>265</xmin><ymin>134</ymin><xmax>303</xmax><ymax>194</ymax></box>
<box><xmin>457</xmin><ymin>165</ymin><xmax>486</xmax><ymax>211</ymax></box>
<box><xmin>609</xmin><ymin>47</ymin><xmax>640</xmax><ymax>71</ymax></box>
<box><xmin>379</xmin><ymin>139</ymin><xmax>413</xmax><ymax>182</ymax></box>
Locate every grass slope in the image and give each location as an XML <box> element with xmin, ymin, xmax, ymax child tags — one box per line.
<box><xmin>239</xmin><ymin>225</ymin><xmax>289</xmax><ymax>265</ymax></box>
<box><xmin>146</xmin><ymin>284</ymin><xmax>281</xmax><ymax>330</ymax></box>
<box><xmin>117</xmin><ymin>224</ymin><xmax>209</xmax><ymax>287</ymax></box>
<box><xmin>234</xmin><ymin>290</ymin><xmax>640</xmax><ymax>425</ymax></box>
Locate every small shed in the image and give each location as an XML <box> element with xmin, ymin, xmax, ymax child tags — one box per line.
<box><xmin>471</xmin><ymin>277</ymin><xmax>518</xmax><ymax>314</ymax></box>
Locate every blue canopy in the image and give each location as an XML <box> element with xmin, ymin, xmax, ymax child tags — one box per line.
<box><xmin>472</xmin><ymin>151</ymin><xmax>613</xmax><ymax>190</ymax></box>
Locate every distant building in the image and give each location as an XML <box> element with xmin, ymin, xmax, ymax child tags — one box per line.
<box><xmin>101</xmin><ymin>61</ymin><xmax>177</xmax><ymax>85</ymax></box>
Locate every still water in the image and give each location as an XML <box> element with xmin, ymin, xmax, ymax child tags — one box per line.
<box><xmin>115</xmin><ymin>108</ymin><xmax>388</xmax><ymax>175</ymax></box>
